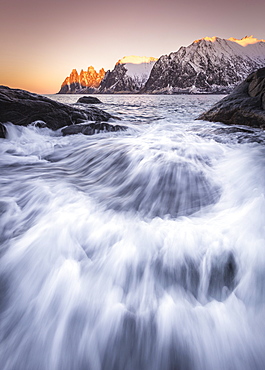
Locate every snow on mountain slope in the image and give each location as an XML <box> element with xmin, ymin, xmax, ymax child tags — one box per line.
<box><xmin>117</xmin><ymin>56</ymin><xmax>158</xmax><ymax>64</ymax></box>
<box><xmin>99</xmin><ymin>56</ymin><xmax>158</xmax><ymax>93</ymax></box>
<box><xmin>143</xmin><ymin>36</ymin><xmax>265</xmax><ymax>94</ymax></box>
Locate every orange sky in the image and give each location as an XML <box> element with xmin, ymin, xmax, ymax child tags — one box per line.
<box><xmin>1</xmin><ymin>0</ymin><xmax>264</xmax><ymax>94</ymax></box>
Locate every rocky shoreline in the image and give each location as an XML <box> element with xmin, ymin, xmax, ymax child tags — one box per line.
<box><xmin>0</xmin><ymin>86</ymin><xmax>125</xmax><ymax>138</ymax></box>
<box><xmin>197</xmin><ymin>68</ymin><xmax>265</xmax><ymax>128</ymax></box>
<box><xmin>1</xmin><ymin>68</ymin><xmax>265</xmax><ymax>140</ymax></box>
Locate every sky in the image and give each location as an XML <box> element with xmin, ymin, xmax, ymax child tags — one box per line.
<box><xmin>0</xmin><ymin>0</ymin><xmax>264</xmax><ymax>94</ymax></box>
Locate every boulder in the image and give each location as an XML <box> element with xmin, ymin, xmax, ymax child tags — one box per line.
<box><xmin>248</xmin><ymin>68</ymin><xmax>265</xmax><ymax>98</ymax></box>
<box><xmin>197</xmin><ymin>68</ymin><xmax>265</xmax><ymax>129</ymax></box>
<box><xmin>0</xmin><ymin>85</ymin><xmax>112</xmax><ymax>131</ymax></box>
<box><xmin>61</xmin><ymin>122</ymin><xmax>127</xmax><ymax>136</ymax></box>
<box><xmin>77</xmin><ymin>96</ymin><xmax>102</xmax><ymax>104</ymax></box>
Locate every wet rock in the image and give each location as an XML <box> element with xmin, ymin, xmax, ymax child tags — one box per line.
<box><xmin>197</xmin><ymin>67</ymin><xmax>265</xmax><ymax>128</ymax></box>
<box><xmin>0</xmin><ymin>122</ymin><xmax>6</xmax><ymax>138</ymax></box>
<box><xmin>77</xmin><ymin>96</ymin><xmax>102</xmax><ymax>104</ymax></box>
<box><xmin>248</xmin><ymin>68</ymin><xmax>265</xmax><ymax>97</ymax></box>
<box><xmin>61</xmin><ymin>122</ymin><xmax>127</xmax><ymax>136</ymax></box>
<box><xmin>0</xmin><ymin>85</ymin><xmax>112</xmax><ymax>131</ymax></box>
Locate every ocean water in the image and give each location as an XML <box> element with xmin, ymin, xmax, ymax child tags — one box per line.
<box><xmin>1</xmin><ymin>94</ymin><xmax>265</xmax><ymax>370</ymax></box>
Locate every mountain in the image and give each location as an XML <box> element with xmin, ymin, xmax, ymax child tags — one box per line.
<box><xmin>58</xmin><ymin>67</ymin><xmax>105</xmax><ymax>94</ymax></box>
<box><xmin>57</xmin><ymin>36</ymin><xmax>265</xmax><ymax>95</ymax></box>
<box><xmin>98</xmin><ymin>56</ymin><xmax>158</xmax><ymax>93</ymax></box>
<box><xmin>142</xmin><ymin>36</ymin><xmax>265</xmax><ymax>94</ymax></box>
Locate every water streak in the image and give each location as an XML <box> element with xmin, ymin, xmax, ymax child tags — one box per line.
<box><xmin>1</xmin><ymin>95</ymin><xmax>265</xmax><ymax>370</ymax></box>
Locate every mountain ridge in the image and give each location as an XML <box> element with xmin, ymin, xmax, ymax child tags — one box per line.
<box><xmin>142</xmin><ymin>35</ymin><xmax>265</xmax><ymax>94</ymax></box>
<box><xmin>99</xmin><ymin>56</ymin><xmax>158</xmax><ymax>93</ymax></box>
<box><xmin>58</xmin><ymin>67</ymin><xmax>105</xmax><ymax>94</ymax></box>
<box><xmin>57</xmin><ymin>36</ymin><xmax>265</xmax><ymax>94</ymax></box>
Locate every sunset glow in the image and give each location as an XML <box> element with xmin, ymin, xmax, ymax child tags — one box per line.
<box><xmin>1</xmin><ymin>0</ymin><xmax>265</xmax><ymax>368</ymax></box>
<box><xmin>194</xmin><ymin>36</ymin><xmax>218</xmax><ymax>43</ymax></box>
<box><xmin>193</xmin><ymin>35</ymin><xmax>265</xmax><ymax>47</ymax></box>
<box><xmin>116</xmin><ymin>56</ymin><xmax>158</xmax><ymax>65</ymax></box>
<box><xmin>228</xmin><ymin>35</ymin><xmax>265</xmax><ymax>46</ymax></box>
<box><xmin>0</xmin><ymin>0</ymin><xmax>264</xmax><ymax>93</ymax></box>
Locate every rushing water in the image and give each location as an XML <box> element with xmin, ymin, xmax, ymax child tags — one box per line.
<box><xmin>1</xmin><ymin>94</ymin><xmax>265</xmax><ymax>370</ymax></box>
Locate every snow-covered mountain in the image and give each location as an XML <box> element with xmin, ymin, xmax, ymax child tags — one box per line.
<box><xmin>142</xmin><ymin>36</ymin><xmax>265</xmax><ymax>94</ymax></box>
<box><xmin>57</xmin><ymin>36</ymin><xmax>265</xmax><ymax>95</ymax></box>
<box><xmin>58</xmin><ymin>67</ymin><xmax>105</xmax><ymax>94</ymax></box>
<box><xmin>99</xmin><ymin>56</ymin><xmax>158</xmax><ymax>93</ymax></box>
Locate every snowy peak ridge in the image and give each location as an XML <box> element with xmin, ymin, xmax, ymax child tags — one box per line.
<box><xmin>116</xmin><ymin>55</ymin><xmax>158</xmax><ymax>65</ymax></box>
<box><xmin>193</xmin><ymin>35</ymin><xmax>265</xmax><ymax>47</ymax></box>
<box><xmin>193</xmin><ymin>36</ymin><xmax>219</xmax><ymax>43</ymax></box>
<box><xmin>188</xmin><ymin>35</ymin><xmax>265</xmax><ymax>60</ymax></box>
<box><xmin>58</xmin><ymin>35</ymin><xmax>265</xmax><ymax>94</ymax></box>
<box><xmin>228</xmin><ymin>36</ymin><xmax>265</xmax><ymax>46</ymax></box>
<box><xmin>143</xmin><ymin>35</ymin><xmax>265</xmax><ymax>94</ymax></box>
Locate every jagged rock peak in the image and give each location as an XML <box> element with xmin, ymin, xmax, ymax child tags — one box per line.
<box><xmin>116</xmin><ymin>56</ymin><xmax>158</xmax><ymax>65</ymax></box>
<box><xmin>58</xmin><ymin>67</ymin><xmax>105</xmax><ymax>94</ymax></box>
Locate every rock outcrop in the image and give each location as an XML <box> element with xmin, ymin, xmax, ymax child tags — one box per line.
<box><xmin>58</xmin><ymin>67</ymin><xmax>105</xmax><ymax>94</ymax></box>
<box><xmin>61</xmin><ymin>122</ymin><xmax>127</xmax><ymax>136</ymax></box>
<box><xmin>143</xmin><ymin>36</ymin><xmax>265</xmax><ymax>94</ymax></box>
<box><xmin>58</xmin><ymin>56</ymin><xmax>157</xmax><ymax>94</ymax></box>
<box><xmin>197</xmin><ymin>68</ymin><xmax>265</xmax><ymax>128</ymax></box>
<box><xmin>99</xmin><ymin>56</ymin><xmax>157</xmax><ymax>93</ymax></box>
<box><xmin>77</xmin><ymin>96</ymin><xmax>102</xmax><ymax>104</ymax></box>
<box><xmin>0</xmin><ymin>85</ymin><xmax>113</xmax><ymax>135</ymax></box>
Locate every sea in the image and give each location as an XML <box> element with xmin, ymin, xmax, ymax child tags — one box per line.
<box><xmin>1</xmin><ymin>94</ymin><xmax>265</xmax><ymax>370</ymax></box>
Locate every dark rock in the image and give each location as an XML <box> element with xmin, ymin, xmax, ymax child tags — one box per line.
<box><xmin>61</xmin><ymin>122</ymin><xmax>127</xmax><ymax>136</ymax></box>
<box><xmin>33</xmin><ymin>120</ymin><xmax>48</xmax><ymax>128</ymax></box>
<box><xmin>197</xmin><ymin>68</ymin><xmax>265</xmax><ymax>128</ymax></box>
<box><xmin>0</xmin><ymin>85</ymin><xmax>112</xmax><ymax>131</ymax></box>
<box><xmin>99</xmin><ymin>65</ymin><xmax>141</xmax><ymax>93</ymax></box>
<box><xmin>77</xmin><ymin>96</ymin><xmax>102</xmax><ymax>104</ymax></box>
<box><xmin>57</xmin><ymin>84</ymin><xmax>69</xmax><ymax>94</ymax></box>
<box><xmin>0</xmin><ymin>122</ymin><xmax>6</xmax><ymax>138</ymax></box>
<box><xmin>99</xmin><ymin>65</ymin><xmax>132</xmax><ymax>93</ymax></box>
<box><xmin>248</xmin><ymin>68</ymin><xmax>265</xmax><ymax>97</ymax></box>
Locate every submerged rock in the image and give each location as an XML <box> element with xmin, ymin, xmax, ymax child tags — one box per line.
<box><xmin>0</xmin><ymin>85</ymin><xmax>112</xmax><ymax>131</ymax></box>
<box><xmin>61</xmin><ymin>122</ymin><xmax>127</xmax><ymax>136</ymax></box>
<box><xmin>197</xmin><ymin>68</ymin><xmax>265</xmax><ymax>128</ymax></box>
<box><xmin>0</xmin><ymin>122</ymin><xmax>7</xmax><ymax>138</ymax></box>
<box><xmin>77</xmin><ymin>96</ymin><xmax>102</xmax><ymax>104</ymax></box>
